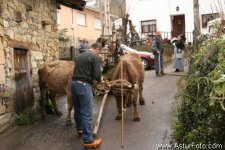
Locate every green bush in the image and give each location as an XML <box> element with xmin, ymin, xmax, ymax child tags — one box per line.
<box><xmin>45</xmin><ymin>99</ymin><xmax>55</xmax><ymax>114</ymax></box>
<box><xmin>17</xmin><ymin>108</ymin><xmax>38</xmax><ymax>125</ymax></box>
<box><xmin>173</xmin><ymin>36</ymin><xmax>225</xmax><ymax>148</ymax></box>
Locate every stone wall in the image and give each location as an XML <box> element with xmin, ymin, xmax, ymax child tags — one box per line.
<box><xmin>0</xmin><ymin>0</ymin><xmax>59</xmax><ymax>133</ymax></box>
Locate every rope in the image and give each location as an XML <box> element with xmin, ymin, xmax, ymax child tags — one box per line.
<box><xmin>121</xmin><ymin>61</ymin><xmax>124</xmax><ymax>148</ymax></box>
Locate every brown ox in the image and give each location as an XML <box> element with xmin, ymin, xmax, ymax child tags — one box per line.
<box><xmin>110</xmin><ymin>53</ymin><xmax>145</xmax><ymax>121</ymax></box>
<box><xmin>38</xmin><ymin>60</ymin><xmax>74</xmax><ymax>125</ymax></box>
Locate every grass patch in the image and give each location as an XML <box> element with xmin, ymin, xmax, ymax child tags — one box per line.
<box><xmin>176</xmin><ymin>76</ymin><xmax>186</xmax><ymax>92</ymax></box>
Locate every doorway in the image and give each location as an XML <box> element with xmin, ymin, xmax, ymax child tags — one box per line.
<box><xmin>14</xmin><ymin>48</ymin><xmax>33</xmax><ymax>113</ymax></box>
<box><xmin>172</xmin><ymin>15</ymin><xmax>185</xmax><ymax>38</ymax></box>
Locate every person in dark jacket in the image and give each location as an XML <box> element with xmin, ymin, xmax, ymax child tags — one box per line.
<box><xmin>151</xmin><ymin>31</ymin><xmax>165</xmax><ymax>76</ymax></box>
<box><xmin>171</xmin><ymin>34</ymin><xmax>186</xmax><ymax>72</ymax></box>
<box><xmin>79</xmin><ymin>39</ymin><xmax>89</xmax><ymax>53</ymax></box>
<box><xmin>71</xmin><ymin>42</ymin><xmax>102</xmax><ymax>149</ymax></box>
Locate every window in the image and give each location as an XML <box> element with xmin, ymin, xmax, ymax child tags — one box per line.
<box><xmin>95</xmin><ymin>18</ymin><xmax>101</xmax><ymax>30</ymax></box>
<box><xmin>77</xmin><ymin>13</ymin><xmax>86</xmax><ymax>26</ymax></box>
<box><xmin>141</xmin><ymin>20</ymin><xmax>157</xmax><ymax>33</ymax></box>
<box><xmin>57</xmin><ymin>10</ymin><xmax>60</xmax><ymax>25</ymax></box>
<box><xmin>202</xmin><ymin>13</ymin><xmax>219</xmax><ymax>28</ymax></box>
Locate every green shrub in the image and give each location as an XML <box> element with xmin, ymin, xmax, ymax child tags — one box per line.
<box><xmin>173</xmin><ymin>36</ymin><xmax>225</xmax><ymax>148</ymax></box>
<box><xmin>17</xmin><ymin>108</ymin><xmax>38</xmax><ymax>125</ymax></box>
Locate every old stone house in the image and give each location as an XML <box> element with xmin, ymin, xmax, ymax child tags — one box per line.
<box><xmin>0</xmin><ymin>0</ymin><xmax>85</xmax><ymax>133</ymax></box>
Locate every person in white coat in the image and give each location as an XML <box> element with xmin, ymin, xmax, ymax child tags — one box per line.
<box><xmin>171</xmin><ymin>34</ymin><xmax>186</xmax><ymax>72</ymax></box>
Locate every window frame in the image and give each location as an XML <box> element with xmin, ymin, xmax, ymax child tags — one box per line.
<box><xmin>201</xmin><ymin>13</ymin><xmax>219</xmax><ymax>28</ymax></box>
<box><xmin>95</xmin><ymin>18</ymin><xmax>101</xmax><ymax>30</ymax></box>
<box><xmin>141</xmin><ymin>20</ymin><xmax>157</xmax><ymax>33</ymax></box>
<box><xmin>77</xmin><ymin>13</ymin><xmax>87</xmax><ymax>26</ymax></box>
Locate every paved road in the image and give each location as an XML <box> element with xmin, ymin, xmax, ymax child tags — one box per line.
<box><xmin>0</xmin><ymin>67</ymin><xmax>180</xmax><ymax>150</ymax></box>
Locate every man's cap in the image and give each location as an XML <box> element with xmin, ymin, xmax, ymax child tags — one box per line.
<box><xmin>147</xmin><ymin>33</ymin><xmax>154</xmax><ymax>37</ymax></box>
<box><xmin>155</xmin><ymin>31</ymin><xmax>161</xmax><ymax>36</ymax></box>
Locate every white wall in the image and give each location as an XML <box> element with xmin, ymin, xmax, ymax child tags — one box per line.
<box><xmin>126</xmin><ymin>0</ymin><xmax>225</xmax><ymax>40</ymax></box>
<box><xmin>126</xmin><ymin>0</ymin><xmax>171</xmax><ymax>33</ymax></box>
<box><xmin>169</xmin><ymin>0</ymin><xmax>194</xmax><ymax>33</ymax></box>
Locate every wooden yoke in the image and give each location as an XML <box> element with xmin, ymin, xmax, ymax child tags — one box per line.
<box><xmin>107</xmin><ymin>79</ymin><xmax>134</xmax><ymax>96</ymax></box>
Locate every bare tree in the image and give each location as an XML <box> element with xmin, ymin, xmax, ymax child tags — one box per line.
<box><xmin>110</xmin><ymin>0</ymin><xmax>126</xmax><ymax>17</ymax></box>
<box><xmin>193</xmin><ymin>0</ymin><xmax>201</xmax><ymax>38</ymax></box>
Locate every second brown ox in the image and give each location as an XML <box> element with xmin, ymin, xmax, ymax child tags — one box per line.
<box><xmin>109</xmin><ymin>53</ymin><xmax>145</xmax><ymax>121</ymax></box>
<box><xmin>38</xmin><ymin>60</ymin><xmax>74</xmax><ymax>125</ymax></box>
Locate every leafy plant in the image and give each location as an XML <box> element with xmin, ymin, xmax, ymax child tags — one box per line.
<box><xmin>17</xmin><ymin>108</ymin><xmax>38</xmax><ymax>125</ymax></box>
<box><xmin>45</xmin><ymin>99</ymin><xmax>55</xmax><ymax>114</ymax></box>
<box><xmin>58</xmin><ymin>28</ymin><xmax>71</xmax><ymax>47</ymax></box>
<box><xmin>173</xmin><ymin>36</ymin><xmax>225</xmax><ymax>148</ymax></box>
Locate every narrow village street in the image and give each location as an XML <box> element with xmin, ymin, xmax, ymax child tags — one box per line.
<box><xmin>1</xmin><ymin>0</ymin><xmax>225</xmax><ymax>150</ymax></box>
<box><xmin>0</xmin><ymin>66</ymin><xmax>183</xmax><ymax>150</ymax></box>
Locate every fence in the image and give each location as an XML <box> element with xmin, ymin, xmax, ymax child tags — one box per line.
<box><xmin>139</xmin><ymin>32</ymin><xmax>194</xmax><ymax>43</ymax></box>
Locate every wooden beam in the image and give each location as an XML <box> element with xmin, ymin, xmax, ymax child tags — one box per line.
<box><xmin>56</xmin><ymin>0</ymin><xmax>86</xmax><ymax>11</ymax></box>
<box><xmin>61</xmin><ymin>0</ymin><xmax>86</xmax><ymax>6</ymax></box>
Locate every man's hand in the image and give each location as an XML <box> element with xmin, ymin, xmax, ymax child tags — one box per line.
<box><xmin>157</xmin><ymin>50</ymin><xmax>160</xmax><ymax>54</ymax></box>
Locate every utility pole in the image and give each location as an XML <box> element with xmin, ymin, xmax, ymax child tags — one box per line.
<box><xmin>99</xmin><ymin>0</ymin><xmax>111</xmax><ymax>37</ymax></box>
<box><xmin>193</xmin><ymin>0</ymin><xmax>201</xmax><ymax>38</ymax></box>
<box><xmin>99</xmin><ymin>0</ymin><xmax>104</xmax><ymax>38</ymax></box>
<box><xmin>105</xmin><ymin>0</ymin><xmax>110</xmax><ymax>36</ymax></box>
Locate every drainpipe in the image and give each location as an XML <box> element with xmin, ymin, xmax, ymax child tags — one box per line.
<box><xmin>168</xmin><ymin>0</ymin><xmax>172</xmax><ymax>38</ymax></box>
<box><xmin>71</xmin><ymin>8</ymin><xmax>76</xmax><ymax>59</ymax></box>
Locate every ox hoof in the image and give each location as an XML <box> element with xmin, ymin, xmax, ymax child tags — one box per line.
<box><xmin>66</xmin><ymin>120</ymin><xmax>72</xmax><ymax>126</ymax></box>
<box><xmin>56</xmin><ymin>111</ymin><xmax>62</xmax><ymax>116</ymax></box>
<box><xmin>140</xmin><ymin>100</ymin><xmax>145</xmax><ymax>105</ymax></box>
<box><xmin>115</xmin><ymin>115</ymin><xmax>122</xmax><ymax>120</ymax></box>
<box><xmin>41</xmin><ymin>115</ymin><xmax>46</xmax><ymax>120</ymax></box>
<box><xmin>134</xmin><ymin>117</ymin><xmax>141</xmax><ymax>121</ymax></box>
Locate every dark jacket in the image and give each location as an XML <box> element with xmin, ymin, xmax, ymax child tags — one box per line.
<box><xmin>175</xmin><ymin>41</ymin><xmax>185</xmax><ymax>50</ymax></box>
<box><xmin>171</xmin><ymin>39</ymin><xmax>185</xmax><ymax>59</ymax></box>
<box><xmin>79</xmin><ymin>43</ymin><xmax>89</xmax><ymax>53</ymax></box>
<box><xmin>72</xmin><ymin>50</ymin><xmax>101</xmax><ymax>84</ymax></box>
<box><xmin>151</xmin><ymin>36</ymin><xmax>164</xmax><ymax>55</ymax></box>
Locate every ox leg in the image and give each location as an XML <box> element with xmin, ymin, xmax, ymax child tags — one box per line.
<box><xmin>49</xmin><ymin>92</ymin><xmax>62</xmax><ymax>116</ymax></box>
<box><xmin>66</xmin><ymin>93</ymin><xmax>73</xmax><ymax>126</ymax></box>
<box><xmin>139</xmin><ymin>85</ymin><xmax>145</xmax><ymax>105</ymax></box>
<box><xmin>40</xmin><ymin>88</ymin><xmax>47</xmax><ymax>120</ymax></box>
<box><xmin>126</xmin><ymin>94</ymin><xmax>132</xmax><ymax>108</ymax></box>
<box><xmin>115</xmin><ymin>96</ymin><xmax>122</xmax><ymax>120</ymax></box>
<box><xmin>133</xmin><ymin>102</ymin><xmax>140</xmax><ymax>121</ymax></box>
<box><xmin>133</xmin><ymin>87</ymin><xmax>140</xmax><ymax>121</ymax></box>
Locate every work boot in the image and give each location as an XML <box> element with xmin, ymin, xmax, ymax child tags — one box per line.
<box><xmin>77</xmin><ymin>130</ymin><xmax>83</xmax><ymax>136</ymax></box>
<box><xmin>175</xmin><ymin>69</ymin><xmax>179</xmax><ymax>72</ymax></box>
<box><xmin>156</xmin><ymin>73</ymin><xmax>161</xmax><ymax>77</ymax></box>
<box><xmin>82</xmin><ymin>138</ymin><xmax>103</xmax><ymax>149</ymax></box>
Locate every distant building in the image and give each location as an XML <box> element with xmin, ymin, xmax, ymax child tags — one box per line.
<box><xmin>126</xmin><ymin>0</ymin><xmax>222</xmax><ymax>42</ymax></box>
<box><xmin>58</xmin><ymin>5</ymin><xmax>118</xmax><ymax>59</ymax></box>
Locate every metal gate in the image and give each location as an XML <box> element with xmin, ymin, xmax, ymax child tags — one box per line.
<box><xmin>14</xmin><ymin>48</ymin><xmax>33</xmax><ymax>113</ymax></box>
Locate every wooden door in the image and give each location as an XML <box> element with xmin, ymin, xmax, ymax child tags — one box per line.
<box><xmin>14</xmin><ymin>48</ymin><xmax>33</xmax><ymax>113</ymax></box>
<box><xmin>172</xmin><ymin>15</ymin><xmax>185</xmax><ymax>37</ymax></box>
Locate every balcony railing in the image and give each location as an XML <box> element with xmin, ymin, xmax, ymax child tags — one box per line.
<box><xmin>139</xmin><ymin>32</ymin><xmax>194</xmax><ymax>43</ymax></box>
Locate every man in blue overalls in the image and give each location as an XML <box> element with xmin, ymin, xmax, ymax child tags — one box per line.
<box><xmin>151</xmin><ymin>31</ymin><xmax>165</xmax><ymax>76</ymax></box>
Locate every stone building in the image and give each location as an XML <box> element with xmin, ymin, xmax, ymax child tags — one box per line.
<box><xmin>0</xmin><ymin>0</ymin><xmax>85</xmax><ymax>133</ymax></box>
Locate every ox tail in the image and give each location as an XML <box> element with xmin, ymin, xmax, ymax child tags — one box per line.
<box><xmin>38</xmin><ymin>68</ymin><xmax>47</xmax><ymax>93</ymax></box>
<box><xmin>38</xmin><ymin>68</ymin><xmax>48</xmax><ymax>119</ymax></box>
<box><xmin>126</xmin><ymin>93</ymin><xmax>132</xmax><ymax>108</ymax></box>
